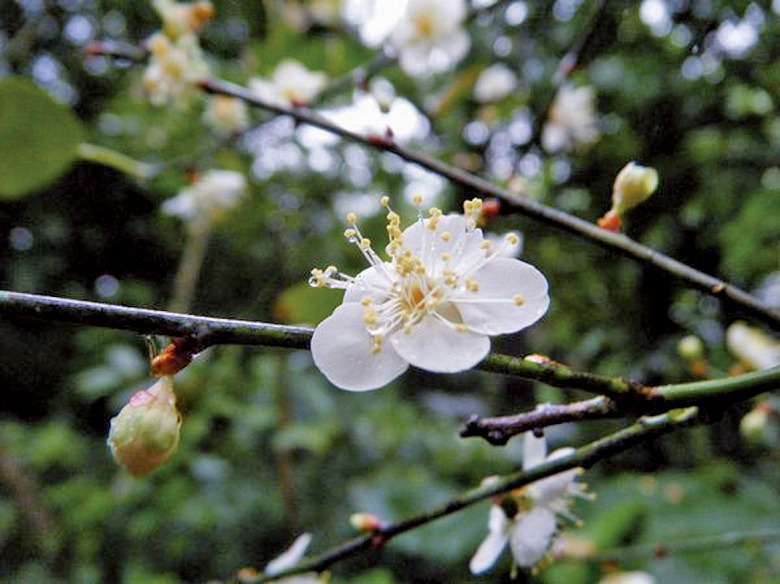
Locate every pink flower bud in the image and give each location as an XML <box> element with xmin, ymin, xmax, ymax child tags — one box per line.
<box><xmin>107</xmin><ymin>376</ymin><xmax>181</xmax><ymax>477</ymax></box>
<box><xmin>350</xmin><ymin>512</ymin><xmax>383</xmax><ymax>532</ymax></box>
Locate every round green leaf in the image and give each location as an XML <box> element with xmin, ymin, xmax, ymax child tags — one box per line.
<box><xmin>0</xmin><ymin>77</ymin><xmax>85</xmax><ymax>199</ymax></box>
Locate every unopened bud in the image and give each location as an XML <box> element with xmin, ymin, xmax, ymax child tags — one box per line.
<box><xmin>350</xmin><ymin>512</ymin><xmax>383</xmax><ymax>532</ymax></box>
<box><xmin>610</xmin><ymin>162</ymin><xmax>659</xmax><ymax>215</ymax></box>
<box><xmin>677</xmin><ymin>335</ymin><xmax>704</xmax><ymax>361</ymax></box>
<box><xmin>107</xmin><ymin>376</ymin><xmax>181</xmax><ymax>477</ymax></box>
<box><xmin>739</xmin><ymin>402</ymin><xmax>776</xmax><ymax>446</ymax></box>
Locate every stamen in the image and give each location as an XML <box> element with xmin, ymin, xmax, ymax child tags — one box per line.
<box><xmin>513</xmin><ymin>294</ymin><xmax>526</xmax><ymax>306</ymax></box>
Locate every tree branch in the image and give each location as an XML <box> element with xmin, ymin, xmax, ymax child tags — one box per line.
<box><xmin>3</xmin><ymin>291</ymin><xmax>777</xmax><ymax>410</ymax></box>
<box><xmin>232</xmin><ymin>408</ymin><xmax>699</xmax><ymax>583</ymax></box>
<box><xmin>198</xmin><ymin>78</ymin><xmax>780</xmax><ymax>329</ymax></box>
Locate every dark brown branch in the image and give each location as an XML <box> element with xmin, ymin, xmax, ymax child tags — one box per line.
<box><xmin>199</xmin><ymin>77</ymin><xmax>780</xmax><ymax>330</ymax></box>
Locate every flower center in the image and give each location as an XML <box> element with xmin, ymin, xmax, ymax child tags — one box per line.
<box><xmin>414</xmin><ymin>14</ymin><xmax>435</xmax><ymax>38</ymax></box>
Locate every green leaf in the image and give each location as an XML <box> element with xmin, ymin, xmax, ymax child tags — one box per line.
<box><xmin>0</xmin><ymin>77</ymin><xmax>85</xmax><ymax>199</ymax></box>
<box><xmin>274</xmin><ymin>280</ymin><xmax>342</xmax><ymax>326</ymax></box>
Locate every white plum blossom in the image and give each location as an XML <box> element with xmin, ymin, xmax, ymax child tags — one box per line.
<box><xmin>203</xmin><ymin>95</ymin><xmax>250</xmax><ymax>137</ymax></box>
<box><xmin>152</xmin><ymin>0</ymin><xmax>213</xmax><ymax>39</ymax></box>
<box><xmin>388</xmin><ymin>0</ymin><xmax>471</xmax><ymax>77</ymax></box>
<box><xmin>143</xmin><ymin>32</ymin><xmax>210</xmax><ymax>107</ymax></box>
<box><xmin>162</xmin><ymin>169</ymin><xmax>247</xmax><ymax>233</ymax></box>
<box><xmin>541</xmin><ymin>84</ymin><xmax>600</xmax><ymax>153</ymax></box>
<box><xmin>264</xmin><ymin>533</ymin><xmax>324</xmax><ymax>583</ymax></box>
<box><xmin>309</xmin><ymin>197</ymin><xmax>550</xmax><ymax>391</ymax></box>
<box><xmin>726</xmin><ymin>321</ymin><xmax>780</xmax><ymax>370</ymax></box>
<box><xmin>249</xmin><ymin>60</ymin><xmax>328</xmax><ymax>108</ymax></box>
<box><xmin>470</xmin><ymin>432</ymin><xmax>589</xmax><ymax>574</ymax></box>
<box><xmin>473</xmin><ymin>63</ymin><xmax>518</xmax><ymax>103</ymax></box>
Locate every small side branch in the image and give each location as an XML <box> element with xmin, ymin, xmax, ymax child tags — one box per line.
<box><xmin>460</xmin><ymin>397</ymin><xmax>619</xmax><ymax>445</ymax></box>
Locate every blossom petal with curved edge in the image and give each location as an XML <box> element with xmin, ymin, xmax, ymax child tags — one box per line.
<box><xmin>469</xmin><ymin>505</ymin><xmax>510</xmax><ymax>574</ymax></box>
<box><xmin>509</xmin><ymin>507</ymin><xmax>557</xmax><ymax>567</ymax></box>
<box><xmin>526</xmin><ymin>447</ymin><xmax>579</xmax><ymax>507</ymax></box>
<box><xmin>455</xmin><ymin>257</ymin><xmax>550</xmax><ymax>335</ymax></box>
<box><xmin>523</xmin><ymin>431</ymin><xmax>548</xmax><ymax>470</ymax></box>
<box><xmin>390</xmin><ymin>313</ymin><xmax>490</xmax><ymax>372</ymax></box>
<box><xmin>311</xmin><ymin>303</ymin><xmax>409</xmax><ymax>391</ymax></box>
<box><xmin>265</xmin><ymin>533</ymin><xmax>312</xmax><ymax>574</ymax></box>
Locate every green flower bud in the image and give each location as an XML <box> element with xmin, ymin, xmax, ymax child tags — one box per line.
<box><xmin>107</xmin><ymin>375</ymin><xmax>181</xmax><ymax>477</ymax></box>
<box><xmin>677</xmin><ymin>335</ymin><xmax>704</xmax><ymax>361</ymax></box>
<box><xmin>611</xmin><ymin>161</ymin><xmax>659</xmax><ymax>215</ymax></box>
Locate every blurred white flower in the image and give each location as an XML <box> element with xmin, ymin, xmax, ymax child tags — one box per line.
<box><xmin>388</xmin><ymin>0</ymin><xmax>471</xmax><ymax>77</ymax></box>
<box><xmin>473</xmin><ymin>63</ymin><xmax>518</xmax><ymax>103</ymax></box>
<box><xmin>162</xmin><ymin>169</ymin><xmax>247</xmax><ymax>232</ymax></box>
<box><xmin>152</xmin><ymin>0</ymin><xmax>213</xmax><ymax>39</ymax></box>
<box><xmin>143</xmin><ymin>32</ymin><xmax>210</xmax><ymax>107</ymax></box>
<box><xmin>203</xmin><ymin>95</ymin><xmax>250</xmax><ymax>137</ymax></box>
<box><xmin>598</xmin><ymin>571</ymin><xmax>657</xmax><ymax>584</ymax></box>
<box><xmin>541</xmin><ymin>84</ymin><xmax>599</xmax><ymax>153</ymax></box>
<box><xmin>310</xmin><ymin>197</ymin><xmax>549</xmax><ymax>391</ymax></box>
<box><xmin>470</xmin><ymin>433</ymin><xmax>588</xmax><ymax>574</ymax></box>
<box><xmin>264</xmin><ymin>533</ymin><xmax>324</xmax><ymax>583</ymax></box>
<box><xmin>249</xmin><ymin>60</ymin><xmax>328</xmax><ymax>108</ymax></box>
<box><xmin>726</xmin><ymin>321</ymin><xmax>780</xmax><ymax>370</ymax></box>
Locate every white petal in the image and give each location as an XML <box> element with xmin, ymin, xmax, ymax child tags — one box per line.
<box><xmin>343</xmin><ymin>265</ymin><xmax>393</xmax><ymax>304</ymax></box>
<box><xmin>400</xmin><ymin>214</ymin><xmax>485</xmax><ymax>278</ymax></box>
<box><xmin>522</xmin><ymin>432</ymin><xmax>548</xmax><ymax>470</ymax></box>
<box><xmin>469</xmin><ymin>506</ymin><xmax>510</xmax><ymax>575</ymax></box>
<box><xmin>390</xmin><ymin>314</ymin><xmax>490</xmax><ymax>373</ymax></box>
<box><xmin>455</xmin><ymin>257</ymin><xmax>550</xmax><ymax>335</ymax></box>
<box><xmin>509</xmin><ymin>507</ymin><xmax>557</xmax><ymax>567</ymax></box>
<box><xmin>265</xmin><ymin>533</ymin><xmax>312</xmax><ymax>574</ymax></box>
<box><xmin>311</xmin><ymin>303</ymin><xmax>409</xmax><ymax>391</ymax></box>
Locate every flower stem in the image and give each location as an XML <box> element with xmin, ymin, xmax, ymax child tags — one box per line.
<box><xmin>77</xmin><ymin>143</ymin><xmax>158</xmax><ymax>180</ymax></box>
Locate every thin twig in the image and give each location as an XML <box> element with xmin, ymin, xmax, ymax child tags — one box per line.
<box><xmin>198</xmin><ymin>77</ymin><xmax>780</xmax><ymax>329</ymax></box>
<box><xmin>3</xmin><ymin>292</ymin><xmax>778</xmax><ymax>409</ymax></box>
<box><xmin>231</xmin><ymin>408</ymin><xmax>699</xmax><ymax>583</ymax></box>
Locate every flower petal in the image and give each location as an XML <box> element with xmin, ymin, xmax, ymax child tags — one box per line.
<box><xmin>265</xmin><ymin>533</ymin><xmax>312</xmax><ymax>574</ymax></box>
<box><xmin>455</xmin><ymin>257</ymin><xmax>549</xmax><ymax>335</ymax></box>
<box><xmin>311</xmin><ymin>303</ymin><xmax>408</xmax><ymax>391</ymax></box>
<box><xmin>509</xmin><ymin>507</ymin><xmax>557</xmax><ymax>567</ymax></box>
<box><xmin>522</xmin><ymin>431</ymin><xmax>548</xmax><ymax>470</ymax></box>
<box><xmin>343</xmin><ymin>264</ymin><xmax>394</xmax><ymax>305</ymax></box>
<box><xmin>469</xmin><ymin>506</ymin><xmax>510</xmax><ymax>575</ymax></box>
<box><xmin>390</xmin><ymin>314</ymin><xmax>490</xmax><ymax>373</ymax></box>
<box><xmin>400</xmin><ymin>214</ymin><xmax>485</xmax><ymax>278</ymax></box>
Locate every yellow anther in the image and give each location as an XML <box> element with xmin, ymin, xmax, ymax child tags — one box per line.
<box><xmin>360</xmin><ymin>296</ymin><xmax>373</xmax><ymax>306</ymax></box>
<box><xmin>403</xmin><ymin>323</ymin><xmax>413</xmax><ymax>333</ymax></box>
<box><xmin>346</xmin><ymin>212</ymin><xmax>357</xmax><ymax>224</ymax></box>
<box><xmin>480</xmin><ymin>240</ymin><xmax>492</xmax><ymax>250</ymax></box>
<box><xmin>455</xmin><ymin>324</ymin><xmax>468</xmax><ymax>333</ymax></box>
<box><xmin>360</xmin><ymin>238</ymin><xmax>371</xmax><ymax>248</ymax></box>
<box><xmin>466</xmin><ymin>279</ymin><xmax>479</xmax><ymax>292</ymax></box>
<box><xmin>513</xmin><ymin>294</ymin><xmax>526</xmax><ymax>306</ymax></box>
<box><xmin>344</xmin><ymin>228</ymin><xmax>357</xmax><ymax>239</ymax></box>
<box><xmin>429</xmin><ymin>207</ymin><xmax>442</xmax><ymax>217</ymax></box>
<box><xmin>380</xmin><ymin>195</ymin><xmax>390</xmax><ymax>207</ymax></box>
<box><xmin>441</xmin><ymin>252</ymin><xmax>452</xmax><ymax>262</ymax></box>
<box><xmin>440</xmin><ymin>231</ymin><xmax>452</xmax><ymax>242</ymax></box>
<box><xmin>506</xmin><ymin>233</ymin><xmax>520</xmax><ymax>245</ymax></box>
<box><xmin>363</xmin><ymin>309</ymin><xmax>378</xmax><ymax>325</ymax></box>
<box><xmin>413</xmin><ymin>194</ymin><xmax>424</xmax><ymax>206</ymax></box>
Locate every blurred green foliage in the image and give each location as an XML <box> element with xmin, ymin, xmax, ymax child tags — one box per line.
<box><xmin>1</xmin><ymin>1</ymin><xmax>779</xmax><ymax>583</ymax></box>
